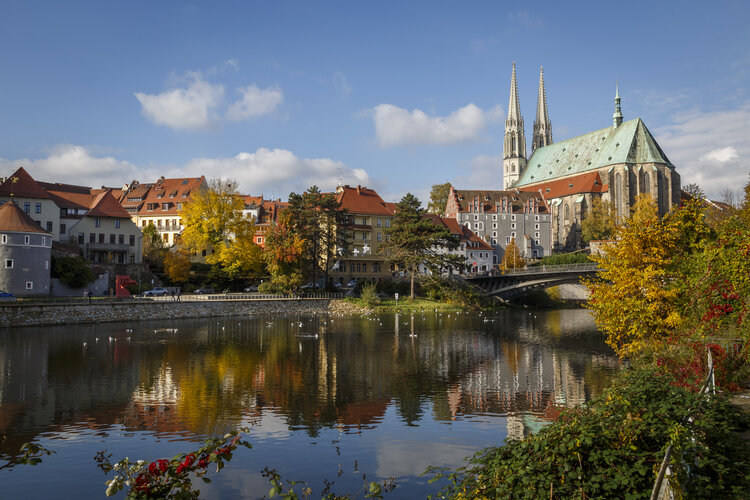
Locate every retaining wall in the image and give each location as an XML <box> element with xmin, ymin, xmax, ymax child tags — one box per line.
<box><xmin>0</xmin><ymin>299</ymin><xmax>332</xmax><ymax>328</ymax></box>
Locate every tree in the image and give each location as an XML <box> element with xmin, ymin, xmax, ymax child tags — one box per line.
<box><xmin>501</xmin><ymin>237</ymin><xmax>525</xmax><ymax>270</ymax></box>
<box><xmin>263</xmin><ymin>210</ymin><xmax>306</xmax><ymax>293</ymax></box>
<box><xmin>427</xmin><ymin>182</ymin><xmax>451</xmax><ymax>215</ymax></box>
<box><xmin>585</xmin><ymin>195</ymin><xmax>682</xmax><ymax>357</ymax></box>
<box><xmin>581</xmin><ymin>197</ymin><xmax>616</xmax><ymax>244</ymax></box>
<box><xmin>163</xmin><ymin>250</ymin><xmax>191</xmax><ymax>283</ymax></box>
<box><xmin>179</xmin><ymin>178</ymin><xmax>263</xmax><ymax>280</ymax></box>
<box><xmin>142</xmin><ymin>224</ymin><xmax>165</xmax><ymax>263</ymax></box>
<box><xmin>52</xmin><ymin>256</ymin><xmax>95</xmax><ymax>288</ymax></box>
<box><xmin>379</xmin><ymin>193</ymin><xmax>459</xmax><ymax>299</ymax></box>
<box><xmin>285</xmin><ymin>186</ymin><xmax>348</xmax><ymax>286</ymax></box>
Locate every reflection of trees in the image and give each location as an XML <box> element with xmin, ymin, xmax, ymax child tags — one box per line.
<box><xmin>0</xmin><ymin>310</ymin><xmax>619</xmax><ymax>450</ymax></box>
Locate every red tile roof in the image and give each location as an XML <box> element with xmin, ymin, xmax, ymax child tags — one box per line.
<box><xmin>335</xmin><ymin>185</ymin><xmax>393</xmax><ymax>216</ymax></box>
<box><xmin>447</xmin><ymin>186</ymin><xmax>549</xmax><ymax>216</ymax></box>
<box><xmin>0</xmin><ymin>167</ymin><xmax>51</xmax><ymax>199</ymax></box>
<box><xmin>0</xmin><ymin>201</ymin><xmax>51</xmax><ymax>234</ymax></box>
<box><xmin>88</xmin><ymin>191</ymin><xmax>132</xmax><ymax>218</ymax></box>
<box><xmin>518</xmin><ymin>171</ymin><xmax>608</xmax><ymax>199</ymax></box>
<box><xmin>136</xmin><ymin>176</ymin><xmax>205</xmax><ymax>216</ymax></box>
<box><xmin>425</xmin><ymin>214</ymin><xmax>493</xmax><ymax>250</ymax></box>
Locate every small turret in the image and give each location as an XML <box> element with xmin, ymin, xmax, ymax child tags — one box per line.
<box><xmin>613</xmin><ymin>83</ymin><xmax>623</xmax><ymax>129</ymax></box>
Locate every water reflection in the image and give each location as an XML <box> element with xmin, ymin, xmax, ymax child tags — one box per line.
<box><xmin>0</xmin><ymin>309</ymin><xmax>618</xmax><ymax>496</ymax></box>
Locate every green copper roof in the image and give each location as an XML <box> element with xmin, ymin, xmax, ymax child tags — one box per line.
<box><xmin>514</xmin><ymin>118</ymin><xmax>672</xmax><ymax>187</ymax></box>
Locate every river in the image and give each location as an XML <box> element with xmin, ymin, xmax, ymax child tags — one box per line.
<box><xmin>0</xmin><ymin>308</ymin><xmax>619</xmax><ymax>498</ymax></box>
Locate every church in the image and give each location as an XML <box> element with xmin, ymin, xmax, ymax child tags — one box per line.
<box><xmin>503</xmin><ymin>63</ymin><xmax>681</xmax><ymax>250</ymax></box>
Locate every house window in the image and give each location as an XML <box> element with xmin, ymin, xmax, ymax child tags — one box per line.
<box><xmin>474</xmin><ymin>214</ymin><xmax>478</xmax><ymax>220</ymax></box>
<box><xmin>24</xmin><ymin>235</ymin><xmax>30</xmax><ymax>245</ymax></box>
<box><xmin>35</xmin><ymin>203</ymin><xmax>42</xmax><ymax>213</ymax></box>
<box><xmin>42</xmin><ymin>237</ymin><xmax>46</xmax><ymax>245</ymax></box>
<box><xmin>363</xmin><ymin>263</ymin><xmax>367</xmax><ymax>272</ymax></box>
<box><xmin>535</xmin><ymin>215</ymin><xmax>540</xmax><ymax>221</ymax></box>
<box><xmin>99</xmin><ymin>233</ymin><xmax>105</xmax><ymax>243</ymax></box>
<box><xmin>163</xmin><ymin>233</ymin><xmax>169</xmax><ymax>243</ymax></box>
<box><xmin>377</xmin><ymin>219</ymin><xmax>381</xmax><ymax>227</ymax></box>
<box><xmin>373</xmin><ymin>263</ymin><xmax>380</xmax><ymax>273</ymax></box>
<box><xmin>492</xmin><ymin>215</ymin><xmax>497</xmax><ymax>221</ymax></box>
<box><xmin>115</xmin><ymin>219</ymin><xmax>120</xmax><ymax>228</ymax></box>
<box><xmin>511</xmin><ymin>215</ymin><xmax>516</xmax><ymax>221</ymax></box>
<box><xmin>535</xmin><ymin>224</ymin><xmax>540</xmax><ymax>230</ymax></box>
<box><xmin>505</xmin><ymin>236</ymin><xmax>511</xmax><ymax>245</ymax></box>
<box><xmin>511</xmin><ymin>223</ymin><xmax>516</xmax><ymax>229</ymax></box>
<box><xmin>118</xmin><ymin>234</ymin><xmax>124</xmax><ymax>244</ymax></box>
<box><xmin>5</xmin><ymin>259</ymin><xmax>13</xmax><ymax>268</ymax></box>
<box><xmin>78</xmin><ymin>233</ymin><xmax>84</xmax><ymax>244</ymax></box>
<box><xmin>502</xmin><ymin>215</ymin><xmax>506</xmax><ymax>220</ymax></box>
<box><xmin>385</xmin><ymin>235</ymin><xmax>390</xmax><ymax>242</ymax></box>
<box><xmin>257</xmin><ymin>237</ymin><xmax>262</xmax><ymax>244</ymax></box>
<box><xmin>26</xmin><ymin>281</ymin><xmax>33</xmax><ymax>290</ymax></box>
<box><xmin>357</xmin><ymin>263</ymin><xmax>361</xmax><ymax>272</ymax></box>
<box><xmin>177</xmin><ymin>203</ymin><xmax>183</xmax><ymax>210</ymax></box>
<box><xmin>362</xmin><ymin>233</ymin><xmax>367</xmax><ymax>241</ymax></box>
<box><xmin>141</xmin><ymin>221</ymin><xmax>146</xmax><ymax>227</ymax></box>
<box><xmin>46</xmin><ymin>221</ymin><xmax>52</xmax><ymax>232</ymax></box>
<box><xmin>94</xmin><ymin>218</ymin><xmax>101</xmax><ymax>227</ymax></box>
<box><xmin>385</xmin><ymin>219</ymin><xmax>390</xmax><ymax>227</ymax></box>
<box><xmin>45</xmin><ymin>260</ymin><xmax>49</xmax><ymax>270</ymax></box>
<box><xmin>129</xmin><ymin>235</ymin><xmax>135</xmax><ymax>246</ymax></box>
<box><xmin>0</xmin><ymin>234</ymin><xmax>5</xmax><ymax>244</ymax></box>
<box><xmin>492</xmin><ymin>231</ymin><xmax>497</xmax><ymax>237</ymax></box>
<box><xmin>511</xmin><ymin>232</ymin><xmax>516</xmax><ymax>238</ymax></box>
<box><xmin>162</xmin><ymin>203</ymin><xmax>169</xmax><ymax>210</ymax></box>
<box><xmin>90</xmin><ymin>233</ymin><xmax>95</xmax><ymax>243</ymax></box>
<box><xmin>535</xmin><ymin>232</ymin><xmax>540</xmax><ymax>238</ymax></box>
<box><xmin>493</xmin><ymin>223</ymin><xmax>497</xmax><ymax>229</ymax></box>
<box><xmin>24</xmin><ymin>202</ymin><xmax>30</xmax><ymax>214</ymax></box>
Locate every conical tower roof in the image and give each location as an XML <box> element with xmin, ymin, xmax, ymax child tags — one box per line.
<box><xmin>0</xmin><ymin>201</ymin><xmax>51</xmax><ymax>234</ymax></box>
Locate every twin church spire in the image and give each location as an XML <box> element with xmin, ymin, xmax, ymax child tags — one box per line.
<box><xmin>503</xmin><ymin>64</ymin><xmax>551</xmax><ymax>189</ymax></box>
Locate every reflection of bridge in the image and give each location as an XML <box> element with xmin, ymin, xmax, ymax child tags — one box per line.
<box><xmin>466</xmin><ymin>263</ymin><xmax>600</xmax><ymax>300</ymax></box>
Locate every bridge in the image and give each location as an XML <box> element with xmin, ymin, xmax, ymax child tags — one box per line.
<box><xmin>465</xmin><ymin>263</ymin><xmax>600</xmax><ymax>301</ymax></box>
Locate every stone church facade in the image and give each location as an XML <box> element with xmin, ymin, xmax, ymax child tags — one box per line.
<box><xmin>503</xmin><ymin>65</ymin><xmax>681</xmax><ymax>251</ymax></box>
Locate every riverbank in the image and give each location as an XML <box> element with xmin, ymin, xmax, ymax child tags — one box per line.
<box><xmin>0</xmin><ymin>299</ymin><xmax>332</xmax><ymax>328</ymax></box>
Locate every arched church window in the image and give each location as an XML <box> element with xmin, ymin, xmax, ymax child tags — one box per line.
<box><xmin>564</xmin><ymin>204</ymin><xmax>570</xmax><ymax>225</ymax></box>
<box><xmin>643</xmin><ymin>172</ymin><xmax>650</xmax><ymax>196</ymax></box>
<box><xmin>616</xmin><ymin>173</ymin><xmax>623</xmax><ymax>214</ymax></box>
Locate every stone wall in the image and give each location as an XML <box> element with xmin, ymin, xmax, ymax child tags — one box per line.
<box><xmin>0</xmin><ymin>299</ymin><xmax>332</xmax><ymax>328</ymax></box>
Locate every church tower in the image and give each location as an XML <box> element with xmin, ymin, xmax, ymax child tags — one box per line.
<box><xmin>532</xmin><ymin>66</ymin><xmax>552</xmax><ymax>152</ymax></box>
<box><xmin>503</xmin><ymin>62</ymin><xmax>526</xmax><ymax>189</ymax></box>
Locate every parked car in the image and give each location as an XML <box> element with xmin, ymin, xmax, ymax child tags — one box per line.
<box><xmin>194</xmin><ymin>287</ymin><xmax>215</xmax><ymax>294</ymax></box>
<box><xmin>143</xmin><ymin>287</ymin><xmax>168</xmax><ymax>297</ymax></box>
<box><xmin>346</xmin><ymin>279</ymin><xmax>358</xmax><ymax>288</ymax></box>
<box><xmin>300</xmin><ymin>282</ymin><xmax>322</xmax><ymax>290</ymax></box>
<box><xmin>0</xmin><ymin>290</ymin><xmax>16</xmax><ymax>301</ymax></box>
<box><xmin>244</xmin><ymin>284</ymin><xmax>259</xmax><ymax>292</ymax></box>
<box><xmin>332</xmin><ymin>282</ymin><xmax>343</xmax><ymax>289</ymax></box>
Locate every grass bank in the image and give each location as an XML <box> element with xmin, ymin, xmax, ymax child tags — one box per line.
<box><xmin>343</xmin><ymin>297</ymin><xmax>487</xmax><ymax>313</ymax></box>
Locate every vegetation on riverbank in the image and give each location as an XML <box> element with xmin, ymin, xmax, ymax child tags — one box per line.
<box><xmin>427</xmin><ymin>367</ymin><xmax>750</xmax><ymax>499</ymax></box>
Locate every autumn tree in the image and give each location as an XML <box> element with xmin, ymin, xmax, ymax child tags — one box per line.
<box><xmin>179</xmin><ymin>178</ymin><xmax>263</xmax><ymax>280</ymax></box>
<box><xmin>142</xmin><ymin>223</ymin><xmax>165</xmax><ymax>263</ymax></box>
<box><xmin>163</xmin><ymin>250</ymin><xmax>191</xmax><ymax>283</ymax></box>
<box><xmin>379</xmin><ymin>193</ymin><xmax>459</xmax><ymax>299</ymax></box>
<box><xmin>585</xmin><ymin>195</ymin><xmax>683</xmax><ymax>357</ymax></box>
<box><xmin>427</xmin><ymin>182</ymin><xmax>451</xmax><ymax>215</ymax></box>
<box><xmin>501</xmin><ymin>237</ymin><xmax>525</xmax><ymax>270</ymax></box>
<box><xmin>263</xmin><ymin>210</ymin><xmax>305</xmax><ymax>293</ymax></box>
<box><xmin>581</xmin><ymin>197</ymin><xmax>616</xmax><ymax>244</ymax></box>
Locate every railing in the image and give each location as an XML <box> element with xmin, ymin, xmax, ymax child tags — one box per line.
<box><xmin>467</xmin><ymin>263</ymin><xmax>599</xmax><ymax>278</ymax></box>
<box><xmin>151</xmin><ymin>292</ymin><xmax>344</xmax><ymax>302</ymax></box>
<box><xmin>650</xmin><ymin>348</ymin><xmax>716</xmax><ymax>500</ymax></box>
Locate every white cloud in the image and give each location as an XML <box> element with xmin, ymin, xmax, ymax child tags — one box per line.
<box><xmin>700</xmin><ymin>146</ymin><xmax>739</xmax><ymax>163</ymax></box>
<box><xmin>135</xmin><ymin>74</ymin><xmax>224</xmax><ymax>131</ymax></box>
<box><xmin>1</xmin><ymin>146</ymin><xmax>369</xmax><ymax>199</ymax></box>
<box><xmin>451</xmin><ymin>154</ymin><xmax>502</xmax><ymax>189</ymax></box>
<box><xmin>654</xmin><ymin>102</ymin><xmax>750</xmax><ymax>199</ymax></box>
<box><xmin>225</xmin><ymin>85</ymin><xmax>283</xmax><ymax>121</ymax></box>
<box><xmin>0</xmin><ymin>145</ymin><xmax>139</xmax><ymax>187</ymax></box>
<box><xmin>370</xmin><ymin>103</ymin><xmax>491</xmax><ymax>147</ymax></box>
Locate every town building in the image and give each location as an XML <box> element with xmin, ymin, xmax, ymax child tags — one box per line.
<box><xmin>118</xmin><ymin>176</ymin><xmax>206</xmax><ymax>246</ymax></box>
<box><xmin>243</xmin><ymin>196</ymin><xmax>288</xmax><ymax>248</ymax></box>
<box><xmin>445</xmin><ymin>187</ymin><xmax>552</xmax><ymax>263</ymax></box>
<box><xmin>424</xmin><ymin>214</ymin><xmax>494</xmax><ymax>273</ymax></box>
<box><xmin>0</xmin><ymin>167</ymin><xmax>61</xmax><ymax>239</ymax></box>
<box><xmin>330</xmin><ymin>185</ymin><xmax>395</xmax><ymax>284</ymax></box>
<box><xmin>502</xmin><ymin>64</ymin><xmax>681</xmax><ymax>250</ymax></box>
<box><xmin>0</xmin><ymin>200</ymin><xmax>53</xmax><ymax>296</ymax></box>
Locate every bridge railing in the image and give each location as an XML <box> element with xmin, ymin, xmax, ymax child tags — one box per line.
<box><xmin>467</xmin><ymin>262</ymin><xmax>599</xmax><ymax>278</ymax></box>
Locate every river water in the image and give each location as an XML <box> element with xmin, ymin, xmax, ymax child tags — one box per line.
<box><xmin>0</xmin><ymin>308</ymin><xmax>618</xmax><ymax>498</ymax></box>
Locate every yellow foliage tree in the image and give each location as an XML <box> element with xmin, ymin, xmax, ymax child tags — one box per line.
<box><xmin>263</xmin><ymin>211</ymin><xmax>306</xmax><ymax>293</ymax></box>
<box><xmin>163</xmin><ymin>249</ymin><xmax>191</xmax><ymax>283</ymax></box>
<box><xmin>501</xmin><ymin>237</ymin><xmax>525</xmax><ymax>270</ymax></box>
<box><xmin>179</xmin><ymin>178</ymin><xmax>263</xmax><ymax>278</ymax></box>
<box><xmin>585</xmin><ymin>195</ymin><xmax>681</xmax><ymax>357</ymax></box>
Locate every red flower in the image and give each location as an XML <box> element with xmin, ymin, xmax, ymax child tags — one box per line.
<box><xmin>149</xmin><ymin>459</ymin><xmax>169</xmax><ymax>476</ymax></box>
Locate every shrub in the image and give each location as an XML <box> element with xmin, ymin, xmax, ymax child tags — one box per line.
<box><xmin>52</xmin><ymin>257</ymin><xmax>95</xmax><ymax>288</ymax></box>
<box><xmin>536</xmin><ymin>252</ymin><xmax>591</xmax><ymax>266</ymax></box>
<box><xmin>360</xmin><ymin>282</ymin><xmax>380</xmax><ymax>306</ymax></box>
<box><xmin>257</xmin><ymin>281</ymin><xmax>280</xmax><ymax>294</ymax></box>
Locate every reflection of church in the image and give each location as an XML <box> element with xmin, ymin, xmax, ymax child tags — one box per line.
<box><xmin>502</xmin><ymin>63</ymin><xmax>681</xmax><ymax>250</ymax></box>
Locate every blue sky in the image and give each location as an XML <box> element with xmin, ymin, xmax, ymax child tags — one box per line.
<box><xmin>1</xmin><ymin>0</ymin><xmax>748</xmax><ymax>202</ymax></box>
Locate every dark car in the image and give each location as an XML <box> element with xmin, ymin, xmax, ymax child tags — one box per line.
<box><xmin>0</xmin><ymin>290</ymin><xmax>16</xmax><ymax>301</ymax></box>
<box><xmin>194</xmin><ymin>287</ymin><xmax>215</xmax><ymax>294</ymax></box>
<box><xmin>244</xmin><ymin>284</ymin><xmax>259</xmax><ymax>292</ymax></box>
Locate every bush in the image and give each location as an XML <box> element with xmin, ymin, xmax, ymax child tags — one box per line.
<box><xmin>52</xmin><ymin>257</ymin><xmax>95</xmax><ymax>288</ymax></box>
<box><xmin>427</xmin><ymin>367</ymin><xmax>750</xmax><ymax>499</ymax></box>
<box><xmin>258</xmin><ymin>281</ymin><xmax>280</xmax><ymax>294</ymax></box>
<box><xmin>360</xmin><ymin>282</ymin><xmax>380</xmax><ymax>306</ymax></box>
<box><xmin>536</xmin><ymin>251</ymin><xmax>591</xmax><ymax>266</ymax></box>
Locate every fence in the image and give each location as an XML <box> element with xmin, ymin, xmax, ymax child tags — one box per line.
<box><xmin>150</xmin><ymin>292</ymin><xmax>344</xmax><ymax>302</ymax></box>
<box><xmin>650</xmin><ymin>348</ymin><xmax>717</xmax><ymax>500</ymax></box>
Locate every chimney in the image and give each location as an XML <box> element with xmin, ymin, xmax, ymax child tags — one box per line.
<box><xmin>357</xmin><ymin>185</ymin><xmax>361</xmax><ymax>195</ymax></box>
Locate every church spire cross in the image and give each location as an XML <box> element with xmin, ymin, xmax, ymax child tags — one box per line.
<box><xmin>613</xmin><ymin>82</ymin><xmax>623</xmax><ymax>128</ymax></box>
<box><xmin>532</xmin><ymin>66</ymin><xmax>552</xmax><ymax>152</ymax></box>
<box><xmin>507</xmin><ymin>62</ymin><xmax>522</xmax><ymax>123</ymax></box>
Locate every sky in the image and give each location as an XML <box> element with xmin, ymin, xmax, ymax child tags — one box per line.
<box><xmin>1</xmin><ymin>0</ymin><xmax>748</xmax><ymax>203</ymax></box>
